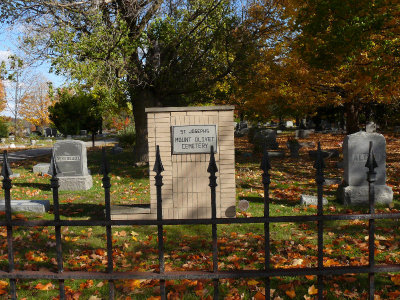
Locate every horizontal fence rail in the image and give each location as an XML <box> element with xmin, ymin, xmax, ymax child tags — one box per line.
<box><xmin>1</xmin><ymin>142</ymin><xmax>400</xmax><ymax>299</ymax></box>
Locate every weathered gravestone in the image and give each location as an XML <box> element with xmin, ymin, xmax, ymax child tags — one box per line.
<box><xmin>112</xmin><ymin>106</ymin><xmax>236</xmax><ymax>221</ymax></box>
<box><xmin>0</xmin><ymin>200</ymin><xmax>50</xmax><ymax>213</ymax></box>
<box><xmin>295</xmin><ymin>129</ymin><xmax>312</xmax><ymax>139</ymax></box>
<box><xmin>253</xmin><ymin>129</ymin><xmax>279</xmax><ymax>152</ymax></box>
<box><xmin>287</xmin><ymin>139</ymin><xmax>301</xmax><ymax>158</ymax></box>
<box><xmin>45</xmin><ymin>128</ymin><xmax>52</xmax><ymax>137</ymax></box>
<box><xmin>300</xmin><ymin>195</ymin><xmax>328</xmax><ymax>206</ymax></box>
<box><xmin>286</xmin><ymin>121</ymin><xmax>294</xmax><ymax>128</ymax></box>
<box><xmin>33</xmin><ymin>163</ymin><xmax>50</xmax><ymax>175</ymax></box>
<box><xmin>337</xmin><ymin>131</ymin><xmax>393</xmax><ymax>205</ymax></box>
<box><xmin>234</xmin><ymin>121</ymin><xmax>249</xmax><ymax>137</ymax></box>
<box><xmin>366</xmin><ymin>121</ymin><xmax>377</xmax><ymax>133</ymax></box>
<box><xmin>53</xmin><ymin>140</ymin><xmax>92</xmax><ymax>191</ymax></box>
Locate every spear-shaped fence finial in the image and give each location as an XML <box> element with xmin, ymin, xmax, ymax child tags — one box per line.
<box><xmin>101</xmin><ymin>147</ymin><xmax>110</xmax><ymax>176</ymax></box>
<box><xmin>365</xmin><ymin>141</ymin><xmax>377</xmax><ymax>183</ymax></box>
<box><xmin>153</xmin><ymin>145</ymin><xmax>164</xmax><ymax>175</ymax></box>
<box><xmin>260</xmin><ymin>143</ymin><xmax>271</xmax><ymax>174</ymax></box>
<box><xmin>49</xmin><ymin>150</ymin><xmax>60</xmax><ymax>177</ymax></box>
<box><xmin>207</xmin><ymin>146</ymin><xmax>218</xmax><ymax>175</ymax></box>
<box><xmin>313</xmin><ymin>142</ymin><xmax>325</xmax><ymax>185</ymax></box>
<box><xmin>365</xmin><ymin>141</ymin><xmax>378</xmax><ymax>172</ymax></box>
<box><xmin>1</xmin><ymin>150</ymin><xmax>13</xmax><ymax>179</ymax></box>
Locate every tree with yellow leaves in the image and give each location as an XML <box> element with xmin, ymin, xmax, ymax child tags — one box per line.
<box><xmin>19</xmin><ymin>76</ymin><xmax>53</xmax><ymax>128</ymax></box>
<box><xmin>292</xmin><ymin>0</ymin><xmax>400</xmax><ymax>132</ymax></box>
<box><xmin>0</xmin><ymin>79</ymin><xmax>6</xmax><ymax>112</ymax></box>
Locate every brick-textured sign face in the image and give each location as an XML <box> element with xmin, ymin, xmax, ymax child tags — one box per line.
<box><xmin>172</xmin><ymin>125</ymin><xmax>217</xmax><ymax>154</ymax></box>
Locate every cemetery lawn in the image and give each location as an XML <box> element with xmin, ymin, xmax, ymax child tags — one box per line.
<box><xmin>1</xmin><ymin>132</ymin><xmax>400</xmax><ymax>299</ymax></box>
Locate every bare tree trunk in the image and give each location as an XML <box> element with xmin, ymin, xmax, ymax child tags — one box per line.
<box><xmin>131</xmin><ymin>88</ymin><xmax>159</xmax><ymax>163</ymax></box>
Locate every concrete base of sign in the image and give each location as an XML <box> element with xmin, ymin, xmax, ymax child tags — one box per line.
<box><xmin>110</xmin><ymin>205</ymin><xmax>155</xmax><ymax>220</ymax></box>
<box><xmin>0</xmin><ymin>200</ymin><xmax>50</xmax><ymax>213</ymax></box>
<box><xmin>58</xmin><ymin>175</ymin><xmax>93</xmax><ymax>191</ymax></box>
<box><xmin>110</xmin><ymin>205</ymin><xmax>237</xmax><ymax>220</ymax></box>
<box><xmin>337</xmin><ymin>183</ymin><xmax>393</xmax><ymax>205</ymax></box>
<box><xmin>300</xmin><ymin>195</ymin><xmax>328</xmax><ymax>206</ymax></box>
<box><xmin>33</xmin><ymin>163</ymin><xmax>50</xmax><ymax>175</ymax></box>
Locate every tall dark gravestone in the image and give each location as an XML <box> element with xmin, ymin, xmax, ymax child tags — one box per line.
<box><xmin>337</xmin><ymin>131</ymin><xmax>393</xmax><ymax>205</ymax></box>
<box><xmin>53</xmin><ymin>140</ymin><xmax>92</xmax><ymax>190</ymax></box>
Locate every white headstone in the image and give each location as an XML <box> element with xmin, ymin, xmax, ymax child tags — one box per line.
<box><xmin>286</xmin><ymin>121</ymin><xmax>294</xmax><ymax>128</ymax></box>
<box><xmin>366</xmin><ymin>121</ymin><xmax>377</xmax><ymax>133</ymax></box>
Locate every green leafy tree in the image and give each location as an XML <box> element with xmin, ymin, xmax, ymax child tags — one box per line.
<box><xmin>49</xmin><ymin>90</ymin><xmax>102</xmax><ymax>145</ymax></box>
<box><xmin>0</xmin><ymin>118</ymin><xmax>9</xmax><ymax>138</ymax></box>
<box><xmin>0</xmin><ymin>0</ymin><xmax>257</xmax><ymax>161</ymax></box>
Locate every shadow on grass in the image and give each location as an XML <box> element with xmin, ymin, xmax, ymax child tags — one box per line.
<box><xmin>13</xmin><ymin>182</ymin><xmax>51</xmax><ymax>191</ymax></box>
<box><xmin>240</xmin><ymin>195</ymin><xmax>301</xmax><ymax>207</ymax></box>
<box><xmin>87</xmin><ymin>148</ymin><xmax>148</xmax><ymax>179</ymax></box>
<box><xmin>53</xmin><ymin>203</ymin><xmax>105</xmax><ymax>220</ymax></box>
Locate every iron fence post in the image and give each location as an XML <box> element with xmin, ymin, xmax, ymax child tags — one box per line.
<box><xmin>208</xmin><ymin>146</ymin><xmax>219</xmax><ymax>299</ymax></box>
<box><xmin>101</xmin><ymin>148</ymin><xmax>115</xmax><ymax>300</ymax></box>
<box><xmin>2</xmin><ymin>151</ymin><xmax>16</xmax><ymax>299</ymax></box>
<box><xmin>49</xmin><ymin>152</ymin><xmax>65</xmax><ymax>299</ymax></box>
<box><xmin>366</xmin><ymin>141</ymin><xmax>377</xmax><ymax>300</ymax></box>
<box><xmin>260</xmin><ymin>145</ymin><xmax>271</xmax><ymax>299</ymax></box>
<box><xmin>153</xmin><ymin>145</ymin><xmax>166</xmax><ymax>300</ymax></box>
<box><xmin>314</xmin><ymin>142</ymin><xmax>325</xmax><ymax>299</ymax></box>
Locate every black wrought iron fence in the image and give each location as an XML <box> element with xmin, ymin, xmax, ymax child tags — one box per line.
<box><xmin>1</xmin><ymin>142</ymin><xmax>400</xmax><ymax>300</ymax></box>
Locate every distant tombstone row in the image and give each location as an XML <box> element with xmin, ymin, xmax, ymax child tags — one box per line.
<box><xmin>44</xmin><ymin>128</ymin><xmax>58</xmax><ymax>137</ymax></box>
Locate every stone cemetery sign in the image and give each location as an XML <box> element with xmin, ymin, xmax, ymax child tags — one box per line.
<box><xmin>171</xmin><ymin>125</ymin><xmax>217</xmax><ymax>154</ymax></box>
<box><xmin>53</xmin><ymin>140</ymin><xmax>92</xmax><ymax>190</ymax></box>
<box><xmin>133</xmin><ymin>106</ymin><xmax>236</xmax><ymax>221</ymax></box>
<box><xmin>337</xmin><ymin>131</ymin><xmax>392</xmax><ymax>205</ymax></box>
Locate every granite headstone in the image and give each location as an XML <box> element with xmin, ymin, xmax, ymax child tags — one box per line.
<box><xmin>287</xmin><ymin>139</ymin><xmax>301</xmax><ymax>158</ymax></box>
<box><xmin>337</xmin><ymin>131</ymin><xmax>392</xmax><ymax>205</ymax></box>
<box><xmin>45</xmin><ymin>128</ymin><xmax>52</xmax><ymax>137</ymax></box>
<box><xmin>286</xmin><ymin>121</ymin><xmax>294</xmax><ymax>128</ymax></box>
<box><xmin>366</xmin><ymin>121</ymin><xmax>377</xmax><ymax>133</ymax></box>
<box><xmin>53</xmin><ymin>140</ymin><xmax>92</xmax><ymax>190</ymax></box>
<box><xmin>253</xmin><ymin>129</ymin><xmax>279</xmax><ymax>151</ymax></box>
<box><xmin>295</xmin><ymin>129</ymin><xmax>311</xmax><ymax>139</ymax></box>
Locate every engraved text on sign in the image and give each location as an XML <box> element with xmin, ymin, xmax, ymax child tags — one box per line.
<box><xmin>172</xmin><ymin>125</ymin><xmax>217</xmax><ymax>154</ymax></box>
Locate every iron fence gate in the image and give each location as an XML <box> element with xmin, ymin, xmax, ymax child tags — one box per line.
<box><xmin>0</xmin><ymin>142</ymin><xmax>400</xmax><ymax>300</ymax></box>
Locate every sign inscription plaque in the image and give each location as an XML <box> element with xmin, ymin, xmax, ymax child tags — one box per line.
<box><xmin>172</xmin><ymin>125</ymin><xmax>217</xmax><ymax>154</ymax></box>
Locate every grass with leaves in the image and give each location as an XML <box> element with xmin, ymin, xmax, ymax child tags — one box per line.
<box><xmin>0</xmin><ymin>132</ymin><xmax>400</xmax><ymax>299</ymax></box>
